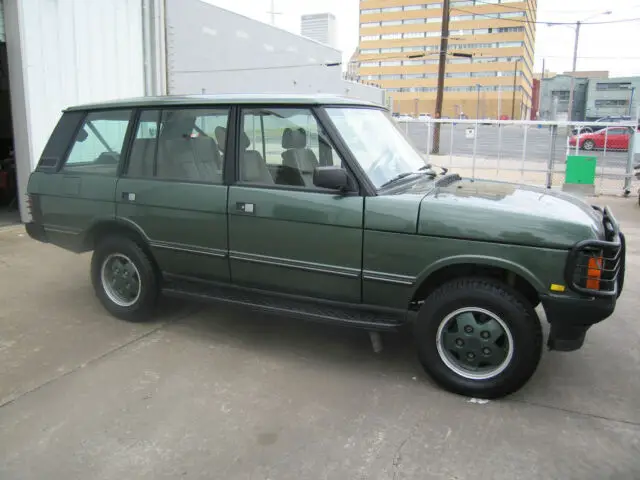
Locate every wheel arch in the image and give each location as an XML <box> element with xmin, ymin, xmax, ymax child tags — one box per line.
<box><xmin>82</xmin><ymin>218</ymin><xmax>159</xmax><ymax>274</ymax></box>
<box><xmin>410</xmin><ymin>256</ymin><xmax>544</xmax><ymax>308</ymax></box>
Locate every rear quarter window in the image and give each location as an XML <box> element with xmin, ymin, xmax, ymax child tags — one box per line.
<box><xmin>61</xmin><ymin>109</ymin><xmax>133</xmax><ymax>176</ymax></box>
<box><xmin>37</xmin><ymin>111</ymin><xmax>84</xmax><ymax>170</ymax></box>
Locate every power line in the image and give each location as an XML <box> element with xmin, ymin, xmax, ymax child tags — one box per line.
<box><xmin>451</xmin><ymin>6</ymin><xmax>640</xmax><ymax>25</ymax></box>
<box><xmin>538</xmin><ymin>55</ymin><xmax>640</xmax><ymax>60</ymax></box>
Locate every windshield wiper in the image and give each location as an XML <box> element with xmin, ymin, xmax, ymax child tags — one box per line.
<box><xmin>422</xmin><ymin>163</ymin><xmax>449</xmax><ymax>175</ymax></box>
<box><xmin>379</xmin><ymin>172</ymin><xmax>415</xmax><ymax>189</ymax></box>
<box><xmin>379</xmin><ymin>168</ymin><xmax>437</xmax><ymax>189</ymax></box>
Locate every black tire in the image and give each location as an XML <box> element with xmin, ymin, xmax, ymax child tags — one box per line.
<box><xmin>91</xmin><ymin>236</ymin><xmax>159</xmax><ymax>322</ymax></box>
<box><xmin>414</xmin><ymin>277</ymin><xmax>542</xmax><ymax>399</ymax></box>
<box><xmin>582</xmin><ymin>139</ymin><xmax>595</xmax><ymax>151</ymax></box>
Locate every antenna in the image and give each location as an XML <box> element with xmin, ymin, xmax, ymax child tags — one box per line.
<box><xmin>267</xmin><ymin>0</ymin><xmax>282</xmax><ymax>25</ymax></box>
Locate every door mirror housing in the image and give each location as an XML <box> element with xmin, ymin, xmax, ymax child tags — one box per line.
<box><xmin>313</xmin><ymin>166</ymin><xmax>350</xmax><ymax>191</ymax></box>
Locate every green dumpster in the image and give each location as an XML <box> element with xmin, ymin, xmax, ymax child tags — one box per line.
<box><xmin>565</xmin><ymin>155</ymin><xmax>597</xmax><ymax>185</ymax></box>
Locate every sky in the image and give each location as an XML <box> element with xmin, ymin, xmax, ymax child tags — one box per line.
<box><xmin>205</xmin><ymin>0</ymin><xmax>640</xmax><ymax>78</ymax></box>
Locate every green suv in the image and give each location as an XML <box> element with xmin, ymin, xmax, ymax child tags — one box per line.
<box><xmin>25</xmin><ymin>95</ymin><xmax>626</xmax><ymax>398</ymax></box>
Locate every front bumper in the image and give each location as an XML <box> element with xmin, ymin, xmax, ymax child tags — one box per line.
<box><xmin>542</xmin><ymin>294</ymin><xmax>616</xmax><ymax>351</ymax></box>
<box><xmin>544</xmin><ymin>205</ymin><xmax>625</xmax><ymax>352</ymax></box>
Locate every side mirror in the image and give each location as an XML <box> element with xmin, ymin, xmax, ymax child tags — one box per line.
<box><xmin>313</xmin><ymin>166</ymin><xmax>350</xmax><ymax>191</ymax></box>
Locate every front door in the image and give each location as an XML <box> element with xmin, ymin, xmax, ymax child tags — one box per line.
<box><xmin>227</xmin><ymin>106</ymin><xmax>364</xmax><ymax>303</ymax></box>
<box><xmin>604</xmin><ymin>127</ymin><xmax>631</xmax><ymax>150</ymax></box>
<box><xmin>115</xmin><ymin>107</ymin><xmax>231</xmax><ymax>282</ymax></box>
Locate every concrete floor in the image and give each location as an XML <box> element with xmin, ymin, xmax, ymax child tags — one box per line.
<box><xmin>1</xmin><ymin>197</ymin><xmax>640</xmax><ymax>479</ymax></box>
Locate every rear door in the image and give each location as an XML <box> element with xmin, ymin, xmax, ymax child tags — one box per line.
<box><xmin>115</xmin><ymin>107</ymin><xmax>231</xmax><ymax>282</ymax></box>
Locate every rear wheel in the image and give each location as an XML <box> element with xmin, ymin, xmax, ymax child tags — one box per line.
<box><xmin>582</xmin><ymin>139</ymin><xmax>595</xmax><ymax>151</ymax></box>
<box><xmin>414</xmin><ymin>278</ymin><xmax>542</xmax><ymax>399</ymax></box>
<box><xmin>91</xmin><ymin>236</ymin><xmax>159</xmax><ymax>322</ymax></box>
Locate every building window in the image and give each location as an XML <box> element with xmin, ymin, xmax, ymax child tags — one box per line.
<box><xmin>380</xmin><ymin>74</ymin><xmax>403</xmax><ymax>80</ymax></box>
<box><xmin>404</xmin><ymin>18</ymin><xmax>425</xmax><ymax>24</ymax></box>
<box><xmin>451</xmin><ymin>0</ymin><xmax>474</xmax><ymax>5</ymax></box>
<box><xmin>497</xmin><ymin>27</ymin><xmax>525</xmax><ymax>33</ymax></box>
<box><xmin>361</xmin><ymin>22</ymin><xmax>380</xmax><ymax>28</ymax></box>
<box><xmin>360</xmin><ymin>48</ymin><xmax>379</xmax><ymax>54</ymax></box>
<box><xmin>552</xmin><ymin>90</ymin><xmax>570</xmax><ymax>101</ymax></box>
<box><xmin>361</xmin><ymin>35</ymin><xmax>380</xmax><ymax>41</ymax></box>
<box><xmin>403</xmin><ymin>46</ymin><xmax>424</xmax><ymax>52</ymax></box>
<box><xmin>427</xmin><ymin>3</ymin><xmax>442</xmax><ymax>8</ymax></box>
<box><xmin>595</xmin><ymin>99</ymin><xmax>630</xmax><ymax>107</ymax></box>
<box><xmin>471</xmin><ymin>71</ymin><xmax>498</xmax><ymax>77</ymax></box>
<box><xmin>381</xmin><ymin>60</ymin><xmax>402</xmax><ymax>66</ymax></box>
<box><xmin>596</xmin><ymin>82</ymin><xmax>632</xmax><ymax>91</ymax></box>
<box><xmin>404</xmin><ymin>32</ymin><xmax>425</xmax><ymax>38</ymax></box>
<box><xmin>404</xmin><ymin>73</ymin><xmax>425</xmax><ymax>79</ymax></box>
<box><xmin>403</xmin><ymin>59</ymin><xmax>424</xmax><ymax>66</ymax></box>
<box><xmin>451</xmin><ymin>15</ymin><xmax>473</xmax><ymax>21</ymax></box>
<box><xmin>426</xmin><ymin>17</ymin><xmax>442</xmax><ymax>23</ymax></box>
<box><xmin>500</xmin><ymin>41</ymin><xmax>524</xmax><ymax>47</ymax></box>
<box><xmin>447</xmin><ymin>72</ymin><xmax>471</xmax><ymax>78</ymax></box>
<box><xmin>381</xmin><ymin>33</ymin><xmax>402</xmax><ymax>39</ymax></box>
<box><xmin>360</xmin><ymin>61</ymin><xmax>379</xmax><ymax>67</ymax></box>
<box><xmin>404</xmin><ymin>5</ymin><xmax>423</xmax><ymax>11</ymax></box>
<box><xmin>361</xmin><ymin>8</ymin><xmax>381</xmax><ymax>14</ymax></box>
<box><xmin>381</xmin><ymin>6</ymin><xmax>402</xmax><ymax>12</ymax></box>
<box><xmin>381</xmin><ymin>47</ymin><xmax>402</xmax><ymax>53</ymax></box>
<box><xmin>382</xmin><ymin>20</ymin><xmax>402</xmax><ymax>26</ymax></box>
<box><xmin>500</xmin><ymin>12</ymin><xmax>525</xmax><ymax>18</ymax></box>
<box><xmin>474</xmin><ymin>28</ymin><xmax>489</xmax><ymax>34</ymax></box>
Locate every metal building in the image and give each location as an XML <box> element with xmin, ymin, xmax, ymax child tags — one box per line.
<box><xmin>1</xmin><ymin>0</ymin><xmax>383</xmax><ymax>223</ymax></box>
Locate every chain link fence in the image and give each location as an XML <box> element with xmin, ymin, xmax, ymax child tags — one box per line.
<box><xmin>396</xmin><ymin>118</ymin><xmax>639</xmax><ymax>195</ymax></box>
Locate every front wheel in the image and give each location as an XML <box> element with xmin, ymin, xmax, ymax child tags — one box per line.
<box><xmin>91</xmin><ymin>236</ymin><xmax>159</xmax><ymax>322</ymax></box>
<box><xmin>582</xmin><ymin>139</ymin><xmax>595</xmax><ymax>151</ymax></box>
<box><xmin>414</xmin><ymin>278</ymin><xmax>542</xmax><ymax>399</ymax></box>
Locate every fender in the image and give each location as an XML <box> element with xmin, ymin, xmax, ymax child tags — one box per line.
<box><xmin>412</xmin><ymin>254</ymin><xmax>547</xmax><ymax>297</ymax></box>
<box><xmin>83</xmin><ymin>216</ymin><xmax>151</xmax><ymax>250</ymax></box>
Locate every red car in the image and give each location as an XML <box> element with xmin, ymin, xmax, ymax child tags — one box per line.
<box><xmin>569</xmin><ymin>126</ymin><xmax>634</xmax><ymax>151</ymax></box>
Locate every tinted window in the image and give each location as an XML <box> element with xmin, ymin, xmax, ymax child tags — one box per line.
<box><xmin>239</xmin><ymin>107</ymin><xmax>343</xmax><ymax>188</ymax></box>
<box><xmin>127</xmin><ymin>110</ymin><xmax>160</xmax><ymax>178</ymax></box>
<box><xmin>127</xmin><ymin>108</ymin><xmax>229</xmax><ymax>183</ymax></box>
<box><xmin>63</xmin><ymin>110</ymin><xmax>132</xmax><ymax>175</ymax></box>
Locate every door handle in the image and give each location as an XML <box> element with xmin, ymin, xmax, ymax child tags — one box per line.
<box><xmin>122</xmin><ymin>192</ymin><xmax>136</xmax><ymax>202</ymax></box>
<box><xmin>236</xmin><ymin>202</ymin><xmax>255</xmax><ymax>214</ymax></box>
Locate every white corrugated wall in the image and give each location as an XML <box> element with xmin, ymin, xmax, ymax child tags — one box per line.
<box><xmin>5</xmin><ymin>0</ymin><xmax>147</xmax><ymax>222</ymax></box>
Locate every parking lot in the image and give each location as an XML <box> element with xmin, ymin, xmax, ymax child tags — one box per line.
<box><xmin>1</xmin><ymin>197</ymin><xmax>640</xmax><ymax>479</ymax></box>
<box><xmin>401</xmin><ymin>122</ymin><xmax>632</xmax><ymax>169</ymax></box>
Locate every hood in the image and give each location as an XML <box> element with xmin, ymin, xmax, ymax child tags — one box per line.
<box><xmin>418</xmin><ymin>178</ymin><xmax>604</xmax><ymax>248</ymax></box>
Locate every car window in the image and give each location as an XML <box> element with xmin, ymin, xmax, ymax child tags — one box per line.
<box><xmin>127</xmin><ymin>108</ymin><xmax>229</xmax><ymax>183</ymax></box>
<box><xmin>63</xmin><ymin>109</ymin><xmax>132</xmax><ymax>175</ymax></box>
<box><xmin>607</xmin><ymin>128</ymin><xmax>627</xmax><ymax>135</ymax></box>
<box><xmin>239</xmin><ymin>107</ymin><xmax>343</xmax><ymax>188</ymax></box>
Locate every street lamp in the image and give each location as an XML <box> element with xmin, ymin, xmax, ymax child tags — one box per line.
<box><xmin>476</xmin><ymin>84</ymin><xmax>482</xmax><ymax>119</ymax></box>
<box><xmin>549</xmin><ymin>10</ymin><xmax>612</xmax><ymax>122</ymax></box>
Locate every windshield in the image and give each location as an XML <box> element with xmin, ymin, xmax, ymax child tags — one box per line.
<box><xmin>325</xmin><ymin>107</ymin><xmax>428</xmax><ymax>189</ymax></box>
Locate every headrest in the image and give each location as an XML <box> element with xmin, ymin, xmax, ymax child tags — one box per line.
<box><xmin>162</xmin><ymin>111</ymin><xmax>196</xmax><ymax>139</ymax></box>
<box><xmin>240</xmin><ymin>131</ymin><xmax>251</xmax><ymax>150</ymax></box>
<box><xmin>282</xmin><ymin>127</ymin><xmax>307</xmax><ymax>149</ymax></box>
<box><xmin>214</xmin><ymin>126</ymin><xmax>226</xmax><ymax>151</ymax></box>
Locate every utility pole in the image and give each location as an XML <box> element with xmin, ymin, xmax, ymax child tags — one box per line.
<box><xmin>566</xmin><ymin>21</ymin><xmax>581</xmax><ymax>122</ymax></box>
<box><xmin>431</xmin><ymin>0</ymin><xmax>451</xmax><ymax>154</ymax></box>
<box><xmin>267</xmin><ymin>0</ymin><xmax>281</xmax><ymax>25</ymax></box>
<box><xmin>511</xmin><ymin>58</ymin><xmax>519</xmax><ymax>120</ymax></box>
